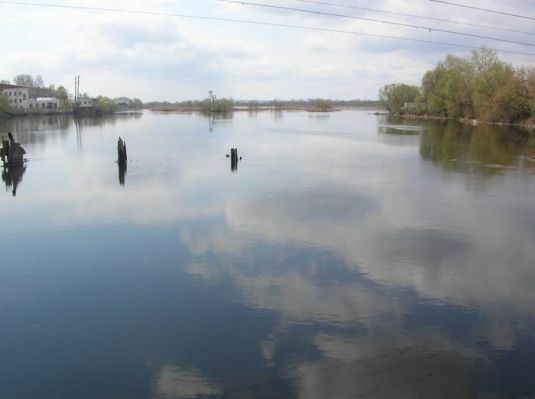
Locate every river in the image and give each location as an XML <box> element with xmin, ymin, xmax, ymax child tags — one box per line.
<box><xmin>1</xmin><ymin>110</ymin><xmax>534</xmax><ymax>398</ymax></box>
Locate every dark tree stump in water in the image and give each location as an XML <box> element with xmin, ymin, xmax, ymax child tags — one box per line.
<box><xmin>230</xmin><ymin>148</ymin><xmax>238</xmax><ymax>172</ymax></box>
<box><xmin>117</xmin><ymin>137</ymin><xmax>127</xmax><ymax>164</ymax></box>
<box><xmin>1</xmin><ymin>132</ymin><xmax>26</xmax><ymax>166</ymax></box>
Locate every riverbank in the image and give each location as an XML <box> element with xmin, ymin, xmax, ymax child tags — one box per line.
<box><xmin>381</xmin><ymin>113</ymin><xmax>535</xmax><ymax>130</ymax></box>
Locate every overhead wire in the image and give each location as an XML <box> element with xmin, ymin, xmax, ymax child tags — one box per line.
<box><xmin>0</xmin><ymin>1</ymin><xmax>534</xmax><ymax>56</ymax></box>
<box><xmin>427</xmin><ymin>0</ymin><xmax>535</xmax><ymax>21</ymax></box>
<box><xmin>217</xmin><ymin>0</ymin><xmax>535</xmax><ymax>48</ymax></box>
<box><xmin>290</xmin><ymin>0</ymin><xmax>535</xmax><ymax>36</ymax></box>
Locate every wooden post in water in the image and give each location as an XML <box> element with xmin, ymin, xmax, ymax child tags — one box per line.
<box><xmin>117</xmin><ymin>137</ymin><xmax>127</xmax><ymax>164</ymax></box>
<box><xmin>231</xmin><ymin>148</ymin><xmax>238</xmax><ymax>172</ymax></box>
<box><xmin>1</xmin><ymin>132</ymin><xmax>26</xmax><ymax>166</ymax></box>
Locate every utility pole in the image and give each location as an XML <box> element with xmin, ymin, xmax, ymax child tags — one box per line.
<box><xmin>74</xmin><ymin>75</ymin><xmax>81</xmax><ymax>102</ymax></box>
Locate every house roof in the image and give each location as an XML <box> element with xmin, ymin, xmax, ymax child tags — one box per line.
<box><xmin>0</xmin><ymin>83</ymin><xmax>27</xmax><ymax>90</ymax></box>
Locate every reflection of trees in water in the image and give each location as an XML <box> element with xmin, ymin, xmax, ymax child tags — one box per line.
<box><xmin>2</xmin><ymin>164</ymin><xmax>26</xmax><ymax>196</ymax></box>
<box><xmin>272</xmin><ymin>110</ymin><xmax>283</xmax><ymax>121</ymax></box>
<box><xmin>0</xmin><ymin>113</ymin><xmax>143</xmax><ymax>146</ymax></box>
<box><xmin>419</xmin><ymin>122</ymin><xmax>535</xmax><ymax>174</ymax></box>
<box><xmin>204</xmin><ymin>112</ymin><xmax>233</xmax><ymax>133</ymax></box>
<box><xmin>308</xmin><ymin>113</ymin><xmax>331</xmax><ymax>121</ymax></box>
<box><xmin>378</xmin><ymin>126</ymin><xmax>422</xmax><ymax>136</ymax></box>
<box><xmin>1</xmin><ymin>115</ymin><xmax>72</xmax><ymax>145</ymax></box>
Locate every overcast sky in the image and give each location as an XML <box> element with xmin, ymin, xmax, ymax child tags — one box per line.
<box><xmin>0</xmin><ymin>0</ymin><xmax>533</xmax><ymax>101</ymax></box>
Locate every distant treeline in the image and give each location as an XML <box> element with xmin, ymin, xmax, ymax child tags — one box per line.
<box><xmin>379</xmin><ymin>48</ymin><xmax>535</xmax><ymax>125</ymax></box>
<box><xmin>146</xmin><ymin>98</ymin><xmax>378</xmax><ymax>111</ymax></box>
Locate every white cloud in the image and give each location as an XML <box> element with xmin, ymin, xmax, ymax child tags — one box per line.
<box><xmin>154</xmin><ymin>365</ymin><xmax>221</xmax><ymax>398</ymax></box>
<box><xmin>1</xmin><ymin>0</ymin><xmax>533</xmax><ymax>101</ymax></box>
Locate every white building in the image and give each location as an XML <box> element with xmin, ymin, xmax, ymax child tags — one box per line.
<box><xmin>0</xmin><ymin>84</ymin><xmax>59</xmax><ymax>112</ymax></box>
<box><xmin>0</xmin><ymin>85</ymin><xmax>30</xmax><ymax>111</ymax></box>
<box><xmin>29</xmin><ymin>97</ymin><xmax>60</xmax><ymax>111</ymax></box>
<box><xmin>115</xmin><ymin>97</ymin><xmax>132</xmax><ymax>108</ymax></box>
<box><xmin>77</xmin><ymin>96</ymin><xmax>95</xmax><ymax>108</ymax></box>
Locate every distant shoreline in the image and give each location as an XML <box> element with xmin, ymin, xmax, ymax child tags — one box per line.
<box><xmin>150</xmin><ymin>105</ymin><xmax>379</xmax><ymax>113</ymax></box>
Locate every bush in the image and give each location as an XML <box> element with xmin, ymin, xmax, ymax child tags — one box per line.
<box><xmin>379</xmin><ymin>84</ymin><xmax>421</xmax><ymax>114</ymax></box>
<box><xmin>0</xmin><ymin>93</ymin><xmax>12</xmax><ymax>116</ymax></box>
<box><xmin>96</xmin><ymin>96</ymin><xmax>117</xmax><ymax>113</ymax></box>
<box><xmin>200</xmin><ymin>97</ymin><xmax>233</xmax><ymax>113</ymax></box>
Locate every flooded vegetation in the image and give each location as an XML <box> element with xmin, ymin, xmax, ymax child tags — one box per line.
<box><xmin>1</xmin><ymin>110</ymin><xmax>535</xmax><ymax>398</ymax></box>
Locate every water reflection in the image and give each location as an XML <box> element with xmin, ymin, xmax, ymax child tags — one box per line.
<box><xmin>420</xmin><ymin>122</ymin><xmax>535</xmax><ymax>174</ymax></box>
<box><xmin>272</xmin><ymin>109</ymin><xmax>283</xmax><ymax>121</ymax></box>
<box><xmin>0</xmin><ymin>110</ymin><xmax>534</xmax><ymax>399</ymax></box>
<box><xmin>0</xmin><ymin>113</ymin><xmax>142</xmax><ymax>146</ymax></box>
<box><xmin>153</xmin><ymin>366</ymin><xmax>221</xmax><ymax>398</ymax></box>
<box><xmin>118</xmin><ymin>161</ymin><xmax>127</xmax><ymax>186</ymax></box>
<box><xmin>207</xmin><ymin>112</ymin><xmax>233</xmax><ymax>133</ymax></box>
<box><xmin>2</xmin><ymin>163</ymin><xmax>26</xmax><ymax>196</ymax></box>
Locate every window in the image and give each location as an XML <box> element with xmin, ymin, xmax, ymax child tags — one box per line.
<box><xmin>23</xmin><ymin>94</ymin><xmax>26</xmax><ymax>100</ymax></box>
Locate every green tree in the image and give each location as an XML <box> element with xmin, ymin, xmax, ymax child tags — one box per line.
<box><xmin>517</xmin><ymin>66</ymin><xmax>535</xmax><ymax>119</ymax></box>
<box><xmin>407</xmin><ymin>47</ymin><xmax>534</xmax><ymax>123</ymax></box>
<box><xmin>471</xmin><ymin>48</ymin><xmax>509</xmax><ymax>119</ymax></box>
<box><xmin>0</xmin><ymin>79</ymin><xmax>10</xmax><ymax>84</ymax></box>
<box><xmin>34</xmin><ymin>75</ymin><xmax>44</xmax><ymax>88</ymax></box>
<box><xmin>200</xmin><ymin>96</ymin><xmax>233</xmax><ymax>113</ymax></box>
<box><xmin>422</xmin><ymin>55</ymin><xmax>474</xmax><ymax>118</ymax></box>
<box><xmin>55</xmin><ymin>86</ymin><xmax>69</xmax><ymax>101</ymax></box>
<box><xmin>131</xmin><ymin>98</ymin><xmax>143</xmax><ymax>109</ymax></box>
<box><xmin>0</xmin><ymin>93</ymin><xmax>11</xmax><ymax>116</ymax></box>
<box><xmin>379</xmin><ymin>83</ymin><xmax>420</xmax><ymax>114</ymax></box>
<box><xmin>13</xmin><ymin>74</ymin><xmax>35</xmax><ymax>87</ymax></box>
<box><xmin>483</xmin><ymin>69</ymin><xmax>530</xmax><ymax>123</ymax></box>
<box><xmin>95</xmin><ymin>96</ymin><xmax>117</xmax><ymax>113</ymax></box>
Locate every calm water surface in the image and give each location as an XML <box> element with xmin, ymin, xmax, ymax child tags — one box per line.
<box><xmin>1</xmin><ymin>110</ymin><xmax>535</xmax><ymax>399</ymax></box>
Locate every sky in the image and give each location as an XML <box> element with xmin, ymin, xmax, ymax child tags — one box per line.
<box><xmin>0</xmin><ymin>0</ymin><xmax>534</xmax><ymax>101</ymax></box>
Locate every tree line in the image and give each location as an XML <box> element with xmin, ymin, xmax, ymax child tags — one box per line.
<box><xmin>379</xmin><ymin>48</ymin><xmax>535</xmax><ymax>125</ymax></box>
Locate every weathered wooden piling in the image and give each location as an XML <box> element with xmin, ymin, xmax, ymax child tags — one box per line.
<box><xmin>1</xmin><ymin>132</ymin><xmax>26</xmax><ymax>166</ymax></box>
<box><xmin>230</xmin><ymin>148</ymin><xmax>238</xmax><ymax>172</ymax></box>
<box><xmin>117</xmin><ymin>137</ymin><xmax>127</xmax><ymax>164</ymax></box>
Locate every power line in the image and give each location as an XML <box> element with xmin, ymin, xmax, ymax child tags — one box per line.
<box><xmin>218</xmin><ymin>0</ymin><xmax>535</xmax><ymax>48</ymax></box>
<box><xmin>427</xmin><ymin>0</ymin><xmax>535</xmax><ymax>21</ymax></box>
<box><xmin>291</xmin><ymin>0</ymin><xmax>535</xmax><ymax>37</ymax></box>
<box><xmin>0</xmin><ymin>1</ymin><xmax>534</xmax><ymax>56</ymax></box>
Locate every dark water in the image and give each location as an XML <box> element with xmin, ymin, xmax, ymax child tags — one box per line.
<box><xmin>1</xmin><ymin>110</ymin><xmax>535</xmax><ymax>399</ymax></box>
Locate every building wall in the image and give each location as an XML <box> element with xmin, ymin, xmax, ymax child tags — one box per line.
<box><xmin>29</xmin><ymin>98</ymin><xmax>60</xmax><ymax>110</ymax></box>
<box><xmin>78</xmin><ymin>98</ymin><xmax>94</xmax><ymax>107</ymax></box>
<box><xmin>1</xmin><ymin>84</ymin><xmax>65</xmax><ymax>113</ymax></box>
<box><xmin>1</xmin><ymin>87</ymin><xmax>31</xmax><ymax>110</ymax></box>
